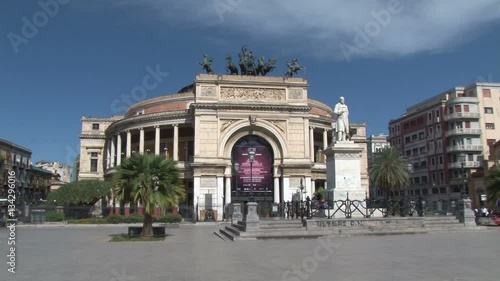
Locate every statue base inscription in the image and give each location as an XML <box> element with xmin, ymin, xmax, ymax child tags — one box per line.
<box><xmin>323</xmin><ymin>141</ymin><xmax>365</xmax><ymax>201</ymax></box>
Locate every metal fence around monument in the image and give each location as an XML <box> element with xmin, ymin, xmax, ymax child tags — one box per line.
<box><xmin>279</xmin><ymin>194</ymin><xmax>428</xmax><ymax>220</ymax></box>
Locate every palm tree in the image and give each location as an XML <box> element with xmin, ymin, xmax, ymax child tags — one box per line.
<box><xmin>113</xmin><ymin>154</ymin><xmax>185</xmax><ymax>236</ymax></box>
<box><xmin>369</xmin><ymin>146</ymin><xmax>410</xmax><ymax>200</ymax></box>
<box><xmin>486</xmin><ymin>167</ymin><xmax>500</xmax><ymax>205</ymax></box>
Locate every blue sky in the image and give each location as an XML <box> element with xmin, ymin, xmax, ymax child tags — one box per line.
<box><xmin>1</xmin><ymin>0</ymin><xmax>499</xmax><ymax>166</ymax></box>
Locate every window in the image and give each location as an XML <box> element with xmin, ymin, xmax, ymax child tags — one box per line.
<box><xmin>483</xmin><ymin>89</ymin><xmax>491</xmax><ymax>97</ymax></box>
<box><xmin>448</xmin><ymin>106</ymin><xmax>454</xmax><ymax>114</ymax></box>
<box><xmin>412</xmin><ymin>134</ymin><xmax>418</xmax><ymax>141</ymax></box>
<box><xmin>431</xmin><ymin>157</ymin><xmax>435</xmax><ymax>166</ymax></box>
<box><xmin>428</xmin><ymin>112</ymin><xmax>432</xmax><ymax>121</ymax></box>
<box><xmin>440</xmin><ymin>172</ymin><xmax>444</xmax><ymax>182</ymax></box>
<box><xmin>422</xmin><ymin>189</ymin><xmax>429</xmax><ymax>195</ymax></box>
<box><xmin>465</xmin><ymin>121</ymin><xmax>471</xmax><ymax>129</ymax></box>
<box><xmin>419</xmin><ymin>132</ymin><xmax>425</xmax><ymax>139</ymax></box>
<box><xmin>463</xmin><ymin>105</ymin><xmax>469</xmax><ymax>112</ymax></box>
<box><xmin>485</xmin><ymin>107</ymin><xmax>493</xmax><ymax>114</ymax></box>
<box><xmin>432</xmin><ymin>188</ymin><xmax>439</xmax><ymax>194</ymax></box>
<box><xmin>439</xmin><ymin>187</ymin><xmax>447</xmax><ymax>194</ymax></box>
<box><xmin>486</xmin><ymin>123</ymin><xmax>495</xmax><ymax>130</ymax></box>
<box><xmin>436</xmin><ymin>124</ymin><xmax>441</xmax><ymax>134</ymax></box>
<box><xmin>432</xmin><ymin>173</ymin><xmax>436</xmax><ymax>183</ymax></box>
<box><xmin>438</xmin><ymin>155</ymin><xmax>443</xmax><ymax>165</ymax></box>
<box><xmin>90</xmin><ymin>159</ymin><xmax>98</xmax><ymax>172</ymax></box>
<box><xmin>405</xmin><ymin>136</ymin><xmax>411</xmax><ymax>144</ymax></box>
<box><xmin>406</xmin><ymin>150</ymin><xmax>411</xmax><ymax>156</ymax></box>
<box><xmin>92</xmin><ymin>123</ymin><xmax>99</xmax><ymax>130</ymax></box>
<box><xmin>454</xmin><ymin>105</ymin><xmax>461</xmax><ymax>113</ymax></box>
<box><xmin>397</xmin><ymin>124</ymin><xmax>400</xmax><ymax>132</ymax></box>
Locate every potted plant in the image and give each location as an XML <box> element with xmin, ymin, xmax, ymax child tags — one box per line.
<box><xmin>263</xmin><ymin>208</ymin><xmax>271</xmax><ymax>218</ymax></box>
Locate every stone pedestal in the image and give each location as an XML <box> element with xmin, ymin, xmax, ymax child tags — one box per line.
<box><xmin>231</xmin><ymin>203</ymin><xmax>243</xmax><ymax>225</ymax></box>
<box><xmin>323</xmin><ymin>141</ymin><xmax>365</xmax><ymax>201</ymax></box>
<box><xmin>243</xmin><ymin>202</ymin><xmax>260</xmax><ymax>230</ymax></box>
<box><xmin>456</xmin><ymin>198</ymin><xmax>476</xmax><ymax>226</ymax></box>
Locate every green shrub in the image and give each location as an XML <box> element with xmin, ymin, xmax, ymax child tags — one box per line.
<box><xmin>67</xmin><ymin>218</ymin><xmax>108</xmax><ymax>224</ymax></box>
<box><xmin>45</xmin><ymin>211</ymin><xmax>64</xmax><ymax>222</ymax></box>
<box><xmin>157</xmin><ymin>213</ymin><xmax>182</xmax><ymax>223</ymax></box>
<box><xmin>106</xmin><ymin>214</ymin><xmax>125</xmax><ymax>224</ymax></box>
<box><xmin>124</xmin><ymin>214</ymin><xmax>143</xmax><ymax>223</ymax></box>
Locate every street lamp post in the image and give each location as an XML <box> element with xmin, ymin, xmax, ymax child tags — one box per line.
<box><xmin>233</xmin><ymin>163</ymin><xmax>240</xmax><ymax>201</ymax></box>
<box><xmin>248</xmin><ymin>150</ymin><xmax>255</xmax><ymax>202</ymax></box>
<box><xmin>460</xmin><ymin>155</ymin><xmax>469</xmax><ymax>199</ymax></box>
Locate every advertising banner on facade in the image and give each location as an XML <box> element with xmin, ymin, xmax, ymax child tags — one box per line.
<box><xmin>232</xmin><ymin>136</ymin><xmax>273</xmax><ymax>194</ymax></box>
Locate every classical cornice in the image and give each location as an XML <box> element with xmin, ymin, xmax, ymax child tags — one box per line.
<box><xmin>191</xmin><ymin>102</ymin><xmax>311</xmax><ymax>112</ymax></box>
<box><xmin>80</xmin><ymin>134</ymin><xmax>106</xmax><ymax>140</ymax></box>
<box><xmin>106</xmin><ymin>110</ymin><xmax>192</xmax><ymax>133</ymax></box>
<box><xmin>309</xmin><ymin>116</ymin><xmax>335</xmax><ymax>126</ymax></box>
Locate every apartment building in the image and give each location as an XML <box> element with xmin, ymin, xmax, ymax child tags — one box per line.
<box><xmin>388</xmin><ymin>82</ymin><xmax>500</xmax><ymax>211</ymax></box>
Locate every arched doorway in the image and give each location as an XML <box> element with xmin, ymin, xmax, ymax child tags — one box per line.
<box><xmin>231</xmin><ymin>135</ymin><xmax>274</xmax><ymax>209</ymax></box>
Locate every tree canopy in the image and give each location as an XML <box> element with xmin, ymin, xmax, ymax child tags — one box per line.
<box><xmin>47</xmin><ymin>180</ymin><xmax>111</xmax><ymax>206</ymax></box>
<box><xmin>369</xmin><ymin>146</ymin><xmax>410</xmax><ymax>198</ymax></box>
<box><xmin>486</xmin><ymin>167</ymin><xmax>500</xmax><ymax>204</ymax></box>
<box><xmin>113</xmin><ymin>154</ymin><xmax>185</xmax><ymax>236</ymax></box>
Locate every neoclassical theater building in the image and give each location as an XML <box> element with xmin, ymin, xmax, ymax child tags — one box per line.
<box><xmin>79</xmin><ymin>74</ymin><xmax>369</xmax><ymax>220</ymax></box>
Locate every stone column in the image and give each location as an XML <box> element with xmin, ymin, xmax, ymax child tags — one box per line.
<box><xmin>116</xmin><ymin>133</ymin><xmax>122</xmax><ymax>166</ymax></box>
<box><xmin>282</xmin><ymin>176</ymin><xmax>290</xmax><ymax>202</ymax></box>
<box><xmin>106</xmin><ymin>139</ymin><xmax>110</xmax><ymax>169</ymax></box>
<box><xmin>110</xmin><ymin>136</ymin><xmax>116</xmax><ymax>167</ymax></box>
<box><xmin>139</xmin><ymin>128</ymin><xmax>144</xmax><ymax>154</ymax></box>
<box><xmin>309</xmin><ymin>127</ymin><xmax>315</xmax><ymax>162</ymax></box>
<box><xmin>155</xmin><ymin>126</ymin><xmax>160</xmax><ymax>155</ymax></box>
<box><xmin>311</xmin><ymin>179</ymin><xmax>316</xmax><ymax>194</ymax></box>
<box><xmin>126</xmin><ymin>130</ymin><xmax>131</xmax><ymax>157</ymax></box>
<box><xmin>225</xmin><ymin>176</ymin><xmax>231</xmax><ymax>204</ymax></box>
<box><xmin>217</xmin><ymin>176</ymin><xmax>224</xmax><ymax>221</ymax></box>
<box><xmin>323</xmin><ymin>129</ymin><xmax>328</xmax><ymax>149</ymax></box>
<box><xmin>193</xmin><ymin>176</ymin><xmax>200</xmax><ymax>221</ymax></box>
<box><xmin>305</xmin><ymin>176</ymin><xmax>312</xmax><ymax>199</ymax></box>
<box><xmin>274</xmin><ymin>177</ymin><xmax>280</xmax><ymax>203</ymax></box>
<box><xmin>173</xmin><ymin>124</ymin><xmax>179</xmax><ymax>161</ymax></box>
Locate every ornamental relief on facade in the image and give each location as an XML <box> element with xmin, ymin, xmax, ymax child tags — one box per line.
<box><xmin>220</xmin><ymin>87</ymin><xmax>286</xmax><ymax>101</ymax></box>
<box><xmin>288</xmin><ymin>88</ymin><xmax>303</xmax><ymax>99</ymax></box>
<box><xmin>200</xmin><ymin>86</ymin><xmax>217</xmax><ymax>97</ymax></box>
<box><xmin>220</xmin><ymin>119</ymin><xmax>240</xmax><ymax>132</ymax></box>
<box><xmin>267</xmin><ymin>120</ymin><xmax>286</xmax><ymax>133</ymax></box>
<box><xmin>335</xmin><ymin>153</ymin><xmax>361</xmax><ymax>159</ymax></box>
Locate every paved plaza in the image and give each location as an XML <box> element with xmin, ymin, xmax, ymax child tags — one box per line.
<box><xmin>0</xmin><ymin>225</ymin><xmax>499</xmax><ymax>281</ymax></box>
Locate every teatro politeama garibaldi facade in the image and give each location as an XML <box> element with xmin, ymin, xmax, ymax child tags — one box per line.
<box><xmin>79</xmin><ymin>74</ymin><xmax>369</xmax><ymax>221</ymax></box>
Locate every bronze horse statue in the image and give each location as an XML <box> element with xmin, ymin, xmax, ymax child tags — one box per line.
<box><xmin>226</xmin><ymin>55</ymin><xmax>238</xmax><ymax>75</ymax></box>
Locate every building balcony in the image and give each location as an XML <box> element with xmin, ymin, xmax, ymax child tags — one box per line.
<box><xmin>443</xmin><ymin>112</ymin><xmax>480</xmax><ymax>121</ymax></box>
<box><xmin>446</xmin><ymin>97</ymin><xmax>479</xmax><ymax>105</ymax></box>
<box><xmin>446</xmin><ymin>144</ymin><xmax>484</xmax><ymax>153</ymax></box>
<box><xmin>444</xmin><ymin>128</ymin><xmax>482</xmax><ymax>137</ymax></box>
<box><xmin>447</xmin><ymin>161</ymin><xmax>481</xmax><ymax>169</ymax></box>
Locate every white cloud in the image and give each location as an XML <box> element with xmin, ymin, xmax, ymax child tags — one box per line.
<box><xmin>98</xmin><ymin>0</ymin><xmax>500</xmax><ymax>61</ymax></box>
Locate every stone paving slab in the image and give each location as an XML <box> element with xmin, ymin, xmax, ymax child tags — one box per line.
<box><xmin>0</xmin><ymin>226</ymin><xmax>499</xmax><ymax>281</ymax></box>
